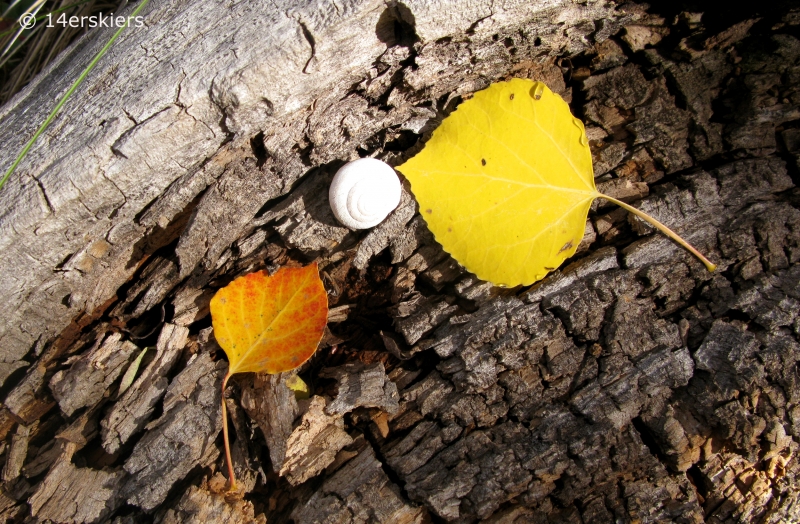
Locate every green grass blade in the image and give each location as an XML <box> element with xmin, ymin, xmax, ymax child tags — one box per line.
<box><xmin>0</xmin><ymin>0</ymin><xmax>151</xmax><ymax>193</ymax></box>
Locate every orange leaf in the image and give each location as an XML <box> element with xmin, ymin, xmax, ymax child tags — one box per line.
<box><xmin>211</xmin><ymin>263</ymin><xmax>328</xmax><ymax>375</ymax></box>
<box><xmin>210</xmin><ymin>263</ymin><xmax>328</xmax><ymax>491</ymax></box>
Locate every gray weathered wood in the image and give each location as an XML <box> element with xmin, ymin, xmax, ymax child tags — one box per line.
<box><xmin>1</xmin><ymin>424</ymin><xmax>30</xmax><ymax>483</ymax></box>
<box><xmin>292</xmin><ymin>444</ymin><xmax>427</xmax><ymax>524</ymax></box>
<box><xmin>320</xmin><ymin>362</ymin><xmax>400</xmax><ymax>415</ymax></box>
<box><xmin>238</xmin><ymin>372</ymin><xmax>299</xmax><ymax>473</ymax></box>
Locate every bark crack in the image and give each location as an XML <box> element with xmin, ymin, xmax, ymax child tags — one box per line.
<box><xmin>298</xmin><ymin>20</ymin><xmax>317</xmax><ymax>74</ymax></box>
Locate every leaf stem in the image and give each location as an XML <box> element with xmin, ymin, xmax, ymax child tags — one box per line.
<box><xmin>221</xmin><ymin>372</ymin><xmax>237</xmax><ymax>490</ymax></box>
<box><xmin>597</xmin><ymin>193</ymin><xmax>716</xmax><ymax>272</ymax></box>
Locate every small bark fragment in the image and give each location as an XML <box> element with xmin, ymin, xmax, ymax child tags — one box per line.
<box><xmin>2</xmin><ymin>424</ymin><xmax>31</xmax><ymax>482</ymax></box>
<box><xmin>122</xmin><ymin>352</ymin><xmax>225</xmax><ymax>511</ymax></box>
<box><xmin>352</xmin><ymin>184</ymin><xmax>417</xmax><ymax>270</ymax></box>
<box><xmin>239</xmin><ymin>372</ymin><xmax>299</xmax><ymax>472</ymax></box>
<box><xmin>291</xmin><ymin>444</ymin><xmax>427</xmax><ymax>524</ymax></box>
<box><xmin>279</xmin><ymin>396</ymin><xmax>354</xmax><ymax>486</ymax></box>
<box><xmin>101</xmin><ymin>324</ymin><xmax>189</xmax><ymax>454</ymax></box>
<box><xmin>28</xmin><ymin>442</ymin><xmax>125</xmax><ymax>523</ymax></box>
<box><xmin>155</xmin><ymin>485</ymin><xmax>263</xmax><ymax>524</ymax></box>
<box><xmin>4</xmin><ymin>364</ymin><xmax>54</xmax><ymax>424</ymax></box>
<box><xmin>49</xmin><ymin>332</ymin><xmax>139</xmax><ymax>417</ymax></box>
<box><xmin>320</xmin><ymin>361</ymin><xmax>400</xmax><ymax>415</ymax></box>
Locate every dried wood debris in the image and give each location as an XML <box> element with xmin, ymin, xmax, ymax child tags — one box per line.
<box><xmin>1</xmin><ymin>424</ymin><xmax>30</xmax><ymax>483</ymax></box>
<box><xmin>273</xmin><ymin>362</ymin><xmax>401</xmax><ymax>485</ymax></box>
<box><xmin>49</xmin><ymin>332</ymin><xmax>139</xmax><ymax>417</ymax></box>
<box><xmin>28</xmin><ymin>442</ymin><xmax>125</xmax><ymax>523</ymax></box>
<box><xmin>101</xmin><ymin>324</ymin><xmax>189</xmax><ymax>454</ymax></box>
<box><xmin>122</xmin><ymin>352</ymin><xmax>225</xmax><ymax>511</ymax></box>
<box><xmin>239</xmin><ymin>373</ymin><xmax>299</xmax><ymax>471</ymax></box>
<box><xmin>320</xmin><ymin>362</ymin><xmax>400</xmax><ymax>415</ymax></box>
<box><xmin>4</xmin><ymin>364</ymin><xmax>54</xmax><ymax>425</ymax></box>
<box><xmin>279</xmin><ymin>396</ymin><xmax>354</xmax><ymax>486</ymax></box>
<box><xmin>155</xmin><ymin>485</ymin><xmax>263</xmax><ymax>524</ymax></box>
<box><xmin>292</xmin><ymin>445</ymin><xmax>427</xmax><ymax>524</ymax></box>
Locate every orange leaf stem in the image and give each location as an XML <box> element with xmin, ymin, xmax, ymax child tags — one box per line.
<box><xmin>598</xmin><ymin>193</ymin><xmax>716</xmax><ymax>272</ymax></box>
<box><xmin>221</xmin><ymin>372</ymin><xmax>236</xmax><ymax>491</ymax></box>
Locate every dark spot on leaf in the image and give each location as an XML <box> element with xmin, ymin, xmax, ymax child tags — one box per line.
<box><xmin>448</xmin><ymin>227</ymin><xmax>452</xmax><ymax>232</ymax></box>
<box><xmin>425</xmin><ymin>209</ymin><xmax>432</xmax><ymax>214</ymax></box>
<box><xmin>481</xmin><ymin>158</ymin><xmax>487</xmax><ymax>166</ymax></box>
<box><xmin>558</xmin><ymin>240</ymin><xmax>574</xmax><ymax>253</ymax></box>
<box><xmin>545</xmin><ymin>266</ymin><xmax>555</xmax><ymax>270</ymax></box>
<box><xmin>509</xmin><ymin>93</ymin><xmax>515</xmax><ymax>100</ymax></box>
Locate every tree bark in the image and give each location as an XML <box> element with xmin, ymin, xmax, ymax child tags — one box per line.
<box><xmin>1</xmin><ymin>0</ymin><xmax>799</xmax><ymax>522</ymax></box>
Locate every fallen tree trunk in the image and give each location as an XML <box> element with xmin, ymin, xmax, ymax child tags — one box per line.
<box><xmin>1</xmin><ymin>0</ymin><xmax>799</xmax><ymax>522</ymax></box>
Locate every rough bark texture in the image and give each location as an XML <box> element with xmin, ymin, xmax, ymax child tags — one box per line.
<box><xmin>1</xmin><ymin>0</ymin><xmax>800</xmax><ymax>522</ymax></box>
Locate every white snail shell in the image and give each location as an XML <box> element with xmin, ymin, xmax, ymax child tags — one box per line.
<box><xmin>329</xmin><ymin>158</ymin><xmax>401</xmax><ymax>229</ymax></box>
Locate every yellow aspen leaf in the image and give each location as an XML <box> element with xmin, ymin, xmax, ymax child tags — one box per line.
<box><xmin>396</xmin><ymin>79</ymin><xmax>715</xmax><ymax>287</ymax></box>
<box><xmin>210</xmin><ymin>263</ymin><xmax>328</xmax><ymax>489</ymax></box>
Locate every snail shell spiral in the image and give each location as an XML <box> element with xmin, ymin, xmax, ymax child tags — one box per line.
<box><xmin>329</xmin><ymin>158</ymin><xmax>401</xmax><ymax>229</ymax></box>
